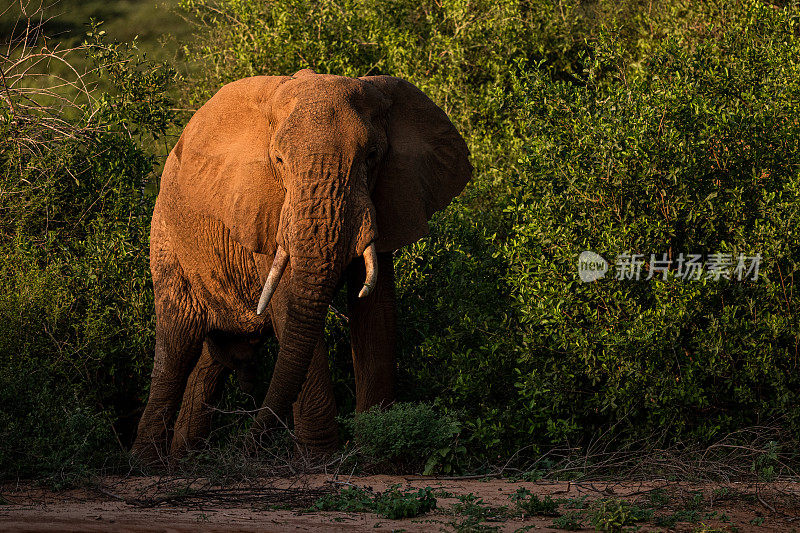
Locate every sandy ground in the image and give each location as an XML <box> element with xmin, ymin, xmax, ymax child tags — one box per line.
<box><xmin>2</xmin><ymin>475</ymin><xmax>800</xmax><ymax>532</ymax></box>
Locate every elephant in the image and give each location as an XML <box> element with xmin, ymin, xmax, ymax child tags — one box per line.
<box><xmin>130</xmin><ymin>69</ymin><xmax>472</xmax><ymax>463</ymax></box>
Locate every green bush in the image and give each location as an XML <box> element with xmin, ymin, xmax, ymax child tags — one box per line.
<box><xmin>509</xmin><ymin>1</ymin><xmax>800</xmax><ymax>445</ymax></box>
<box><xmin>179</xmin><ymin>0</ymin><xmax>800</xmax><ymax>466</ymax></box>
<box><xmin>0</xmin><ymin>23</ymin><xmax>177</xmax><ymax>479</ymax></box>
<box><xmin>0</xmin><ymin>362</ymin><xmax>114</xmax><ymax>486</ymax></box>
<box><xmin>4</xmin><ymin>0</ymin><xmax>800</xmax><ymax>480</ymax></box>
<box><xmin>346</xmin><ymin>402</ymin><xmax>460</xmax><ymax>471</ymax></box>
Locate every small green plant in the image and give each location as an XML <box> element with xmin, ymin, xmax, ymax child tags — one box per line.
<box><xmin>452</xmin><ymin>493</ymin><xmax>498</xmax><ymax>521</ymax></box>
<box><xmin>374</xmin><ymin>486</ymin><xmax>437</xmax><ymax>520</ymax></box>
<box><xmin>563</xmin><ymin>495</ymin><xmax>590</xmax><ymax>509</ymax></box>
<box><xmin>312</xmin><ymin>486</ymin><xmax>375</xmax><ymax>513</ymax></box>
<box><xmin>752</xmin><ymin>442</ymin><xmax>780</xmax><ymax>482</ymax></box>
<box><xmin>656</xmin><ymin>509</ymin><xmax>701</xmax><ymax>528</ymax></box>
<box><xmin>712</xmin><ymin>487</ymin><xmax>731</xmax><ymax>499</ymax></box>
<box><xmin>551</xmin><ymin>511</ymin><xmax>584</xmax><ymax>530</ymax></box>
<box><xmin>450</xmin><ymin>519</ymin><xmax>500</xmax><ymax>533</ymax></box>
<box><xmin>510</xmin><ymin>487</ymin><xmax>559</xmax><ymax>516</ymax></box>
<box><xmin>518</xmin><ymin>470</ymin><xmax>544</xmax><ymax>482</ymax></box>
<box><xmin>424</xmin><ymin>441</ymin><xmax>468</xmax><ymax>475</ymax></box>
<box><xmin>648</xmin><ymin>488</ymin><xmax>670</xmax><ymax>508</ymax></box>
<box><xmin>589</xmin><ymin>499</ymin><xmax>652</xmax><ymax>532</ymax></box>
<box><xmin>692</xmin><ymin>525</ymin><xmax>728</xmax><ymax>533</ymax></box>
<box><xmin>686</xmin><ymin>491</ymin><xmax>706</xmax><ymax>511</ymax></box>
<box><xmin>311</xmin><ymin>485</ymin><xmax>437</xmax><ymax>519</ymax></box>
<box><xmin>655</xmin><ymin>489</ymin><xmax>706</xmax><ymax>526</ymax></box>
<box><xmin>656</xmin><ymin>500</ymin><xmax>709</xmax><ymax>528</ymax></box>
<box><xmin>449</xmin><ymin>493</ymin><xmax>506</xmax><ymax>532</ymax></box>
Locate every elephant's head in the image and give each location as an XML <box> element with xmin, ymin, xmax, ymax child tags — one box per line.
<box><xmin>166</xmin><ymin>69</ymin><xmax>471</xmax><ymax>424</ymax></box>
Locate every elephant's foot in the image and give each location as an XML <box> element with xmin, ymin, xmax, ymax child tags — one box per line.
<box><xmin>292</xmin><ymin>435</ymin><xmax>339</xmax><ymax>464</ymax></box>
<box><xmin>245</xmin><ymin>416</ymin><xmax>339</xmax><ymax>463</ymax></box>
<box><xmin>130</xmin><ymin>437</ymin><xmax>171</xmax><ymax>470</ymax></box>
<box><xmin>291</xmin><ymin>418</ymin><xmax>340</xmax><ymax>464</ymax></box>
<box><xmin>245</xmin><ymin>411</ymin><xmax>290</xmax><ymax>456</ymax></box>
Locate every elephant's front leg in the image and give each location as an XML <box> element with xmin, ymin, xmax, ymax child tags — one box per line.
<box><xmin>131</xmin><ymin>318</ymin><xmax>203</xmax><ymax>465</ymax></box>
<box><xmin>292</xmin><ymin>340</ymin><xmax>338</xmax><ymax>453</ymax></box>
<box><xmin>346</xmin><ymin>251</ymin><xmax>397</xmax><ymax>412</ymax></box>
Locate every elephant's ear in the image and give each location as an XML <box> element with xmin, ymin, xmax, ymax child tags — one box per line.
<box><xmin>161</xmin><ymin>76</ymin><xmax>291</xmax><ymax>255</ymax></box>
<box><xmin>360</xmin><ymin>76</ymin><xmax>472</xmax><ymax>252</ymax></box>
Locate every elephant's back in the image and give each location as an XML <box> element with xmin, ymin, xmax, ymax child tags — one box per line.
<box><xmin>156</xmin><ymin>76</ymin><xmax>289</xmax><ymax>256</ymax></box>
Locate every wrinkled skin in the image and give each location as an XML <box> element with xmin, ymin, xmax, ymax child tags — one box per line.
<box><xmin>131</xmin><ymin>70</ymin><xmax>472</xmax><ymax>463</ymax></box>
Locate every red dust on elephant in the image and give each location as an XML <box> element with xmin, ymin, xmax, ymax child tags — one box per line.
<box><xmin>131</xmin><ymin>70</ymin><xmax>472</xmax><ymax>464</ymax></box>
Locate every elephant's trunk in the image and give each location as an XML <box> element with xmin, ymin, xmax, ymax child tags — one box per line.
<box><xmin>255</xmin><ymin>272</ymin><xmax>336</xmax><ymax>430</ymax></box>
<box><xmin>253</xmin><ymin>154</ymin><xmax>378</xmax><ymax>434</ymax></box>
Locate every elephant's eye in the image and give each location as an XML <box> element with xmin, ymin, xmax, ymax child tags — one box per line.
<box><xmin>365</xmin><ymin>147</ymin><xmax>378</xmax><ymax>165</ymax></box>
<box><xmin>274</xmin><ymin>155</ymin><xmax>284</xmax><ymax>165</ymax></box>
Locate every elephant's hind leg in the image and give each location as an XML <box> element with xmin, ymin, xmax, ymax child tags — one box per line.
<box><xmin>170</xmin><ymin>340</ymin><xmax>228</xmax><ymax>458</ymax></box>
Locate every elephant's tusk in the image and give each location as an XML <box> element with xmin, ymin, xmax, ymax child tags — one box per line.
<box><xmin>257</xmin><ymin>245</ymin><xmax>289</xmax><ymax>315</ymax></box>
<box><xmin>359</xmin><ymin>242</ymin><xmax>378</xmax><ymax>298</ymax></box>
